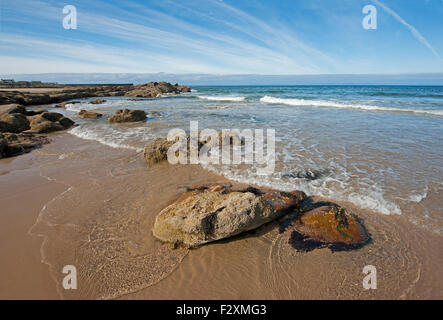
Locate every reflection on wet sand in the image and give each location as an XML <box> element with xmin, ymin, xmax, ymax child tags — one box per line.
<box><xmin>2</xmin><ymin>134</ymin><xmax>436</xmax><ymax>299</ymax></box>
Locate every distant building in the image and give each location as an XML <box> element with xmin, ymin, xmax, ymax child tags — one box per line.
<box><xmin>0</xmin><ymin>79</ymin><xmax>15</xmax><ymax>84</ymax></box>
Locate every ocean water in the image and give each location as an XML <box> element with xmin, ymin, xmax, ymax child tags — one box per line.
<box><xmin>53</xmin><ymin>85</ymin><xmax>442</xmax><ymax>233</ymax></box>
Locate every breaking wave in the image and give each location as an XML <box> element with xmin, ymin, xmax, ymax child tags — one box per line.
<box><xmin>198</xmin><ymin>95</ymin><xmax>246</xmax><ymax>102</ymax></box>
<box><xmin>260</xmin><ymin>96</ymin><xmax>443</xmax><ymax>116</ymax></box>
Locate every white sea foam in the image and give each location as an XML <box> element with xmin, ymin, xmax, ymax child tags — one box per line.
<box><xmin>198</xmin><ymin>95</ymin><xmax>246</xmax><ymax>102</ymax></box>
<box><xmin>69</xmin><ymin>124</ymin><xmax>154</xmax><ymax>152</ymax></box>
<box><xmin>408</xmin><ymin>187</ymin><xmax>428</xmax><ymax>203</ymax></box>
<box><xmin>260</xmin><ymin>96</ymin><xmax>443</xmax><ymax>116</ymax></box>
<box><xmin>202</xmin><ymin>163</ymin><xmax>402</xmax><ymax>216</ymax></box>
<box><xmin>64</xmin><ymin>103</ymin><xmax>84</xmax><ymax>112</ymax></box>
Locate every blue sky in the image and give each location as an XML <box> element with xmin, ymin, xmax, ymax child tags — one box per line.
<box><xmin>0</xmin><ymin>0</ymin><xmax>442</xmax><ymax>75</ymax></box>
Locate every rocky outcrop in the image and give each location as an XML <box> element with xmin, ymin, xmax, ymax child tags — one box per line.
<box><xmin>1</xmin><ymin>104</ymin><xmax>74</xmax><ymax>133</ymax></box>
<box><xmin>89</xmin><ymin>99</ymin><xmax>106</xmax><ymax>104</ymax></box>
<box><xmin>152</xmin><ymin>184</ymin><xmax>307</xmax><ymax>247</ymax></box>
<box><xmin>0</xmin><ymin>85</ymin><xmax>132</xmax><ymax>106</ymax></box>
<box><xmin>0</xmin><ymin>105</ymin><xmax>73</xmax><ymax>157</ymax></box>
<box><xmin>0</xmin><ymin>104</ymin><xmax>30</xmax><ymax>133</ymax></box>
<box><xmin>28</xmin><ymin>112</ymin><xmax>74</xmax><ymax>133</ymax></box>
<box><xmin>124</xmin><ymin>82</ymin><xmax>191</xmax><ymax>98</ymax></box>
<box><xmin>0</xmin><ymin>132</ymin><xmax>50</xmax><ymax>159</ymax></box>
<box><xmin>109</xmin><ymin>109</ymin><xmax>146</xmax><ymax>123</ymax></box>
<box><xmin>0</xmin><ymin>82</ymin><xmax>189</xmax><ymax>106</ymax></box>
<box><xmin>79</xmin><ymin>110</ymin><xmax>103</xmax><ymax>119</ymax></box>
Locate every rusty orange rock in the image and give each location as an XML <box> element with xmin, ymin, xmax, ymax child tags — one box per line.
<box><xmin>293</xmin><ymin>205</ymin><xmax>369</xmax><ymax>245</ymax></box>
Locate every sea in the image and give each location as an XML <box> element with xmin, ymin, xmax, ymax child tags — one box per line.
<box><xmin>56</xmin><ymin>85</ymin><xmax>443</xmax><ymax>234</ymax></box>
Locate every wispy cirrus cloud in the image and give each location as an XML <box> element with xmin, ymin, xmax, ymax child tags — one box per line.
<box><xmin>0</xmin><ymin>0</ymin><xmax>336</xmax><ymax>74</ymax></box>
<box><xmin>1</xmin><ymin>0</ymin><xmax>441</xmax><ymax>74</ymax></box>
<box><xmin>373</xmin><ymin>0</ymin><xmax>440</xmax><ymax>58</ymax></box>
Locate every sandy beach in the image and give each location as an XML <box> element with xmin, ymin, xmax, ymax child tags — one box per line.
<box><xmin>1</xmin><ymin>0</ymin><xmax>443</xmax><ymax>305</ymax></box>
<box><xmin>0</xmin><ymin>132</ymin><xmax>441</xmax><ymax>300</ymax></box>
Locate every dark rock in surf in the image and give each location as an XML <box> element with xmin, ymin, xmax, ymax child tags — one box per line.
<box><xmin>89</xmin><ymin>99</ymin><xmax>106</xmax><ymax>105</ymax></box>
<box><xmin>0</xmin><ymin>132</ymin><xmax>50</xmax><ymax>158</ymax></box>
<box><xmin>79</xmin><ymin>110</ymin><xmax>103</xmax><ymax>119</ymax></box>
<box><xmin>109</xmin><ymin>109</ymin><xmax>146</xmax><ymax>123</ymax></box>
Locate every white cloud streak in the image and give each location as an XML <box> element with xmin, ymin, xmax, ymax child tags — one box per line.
<box><xmin>0</xmin><ymin>0</ymin><xmax>337</xmax><ymax>74</ymax></box>
<box><xmin>373</xmin><ymin>0</ymin><xmax>440</xmax><ymax>58</ymax></box>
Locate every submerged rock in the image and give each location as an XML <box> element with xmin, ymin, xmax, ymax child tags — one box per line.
<box><xmin>89</xmin><ymin>99</ymin><xmax>106</xmax><ymax>104</ymax></box>
<box><xmin>109</xmin><ymin>109</ymin><xmax>146</xmax><ymax>123</ymax></box>
<box><xmin>293</xmin><ymin>205</ymin><xmax>368</xmax><ymax>245</ymax></box>
<box><xmin>283</xmin><ymin>204</ymin><xmax>370</xmax><ymax>252</ymax></box>
<box><xmin>152</xmin><ymin>184</ymin><xmax>306</xmax><ymax>247</ymax></box>
<box><xmin>79</xmin><ymin>109</ymin><xmax>103</xmax><ymax>119</ymax></box>
<box><xmin>283</xmin><ymin>169</ymin><xmax>329</xmax><ymax>181</ymax></box>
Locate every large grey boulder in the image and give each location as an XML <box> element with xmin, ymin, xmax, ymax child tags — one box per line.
<box><xmin>152</xmin><ymin>184</ymin><xmax>306</xmax><ymax>247</ymax></box>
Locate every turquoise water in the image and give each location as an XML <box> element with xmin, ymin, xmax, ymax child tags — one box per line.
<box><xmin>59</xmin><ymin>85</ymin><xmax>442</xmax><ymax>233</ymax></box>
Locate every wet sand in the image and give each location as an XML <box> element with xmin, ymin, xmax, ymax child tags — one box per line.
<box><xmin>0</xmin><ymin>133</ymin><xmax>441</xmax><ymax>299</ymax></box>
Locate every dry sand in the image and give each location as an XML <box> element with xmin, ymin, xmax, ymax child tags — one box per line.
<box><xmin>0</xmin><ymin>133</ymin><xmax>441</xmax><ymax>299</ymax></box>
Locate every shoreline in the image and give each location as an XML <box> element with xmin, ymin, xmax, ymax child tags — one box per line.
<box><xmin>0</xmin><ymin>132</ymin><xmax>441</xmax><ymax>299</ymax></box>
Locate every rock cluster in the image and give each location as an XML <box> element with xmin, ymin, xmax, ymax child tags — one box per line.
<box><xmin>152</xmin><ymin>184</ymin><xmax>369</xmax><ymax>250</ymax></box>
<box><xmin>124</xmin><ymin>82</ymin><xmax>191</xmax><ymax>98</ymax></box>
<box><xmin>0</xmin><ymin>85</ymin><xmax>132</xmax><ymax>106</ymax></box>
<box><xmin>0</xmin><ymin>104</ymin><xmax>74</xmax><ymax>158</ymax></box>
